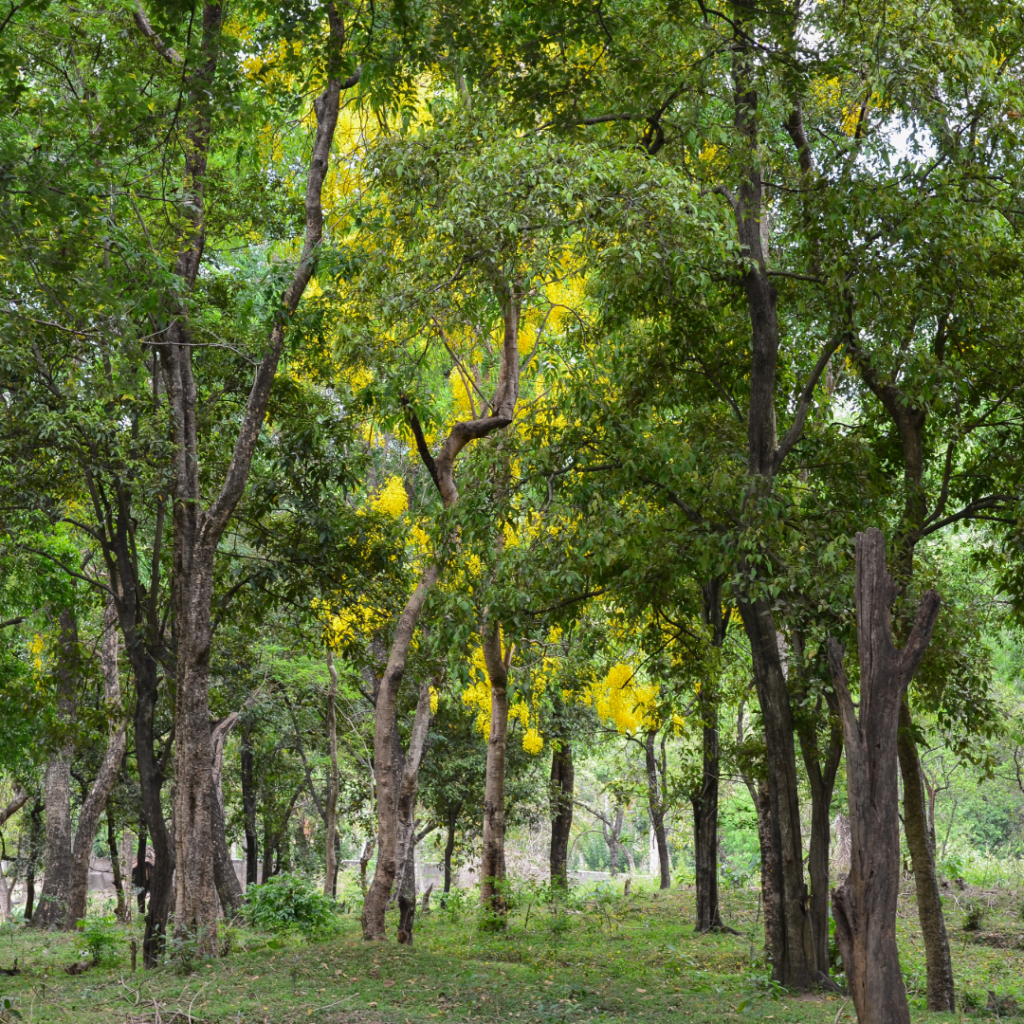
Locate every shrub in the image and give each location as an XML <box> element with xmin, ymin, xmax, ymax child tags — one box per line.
<box><xmin>241</xmin><ymin>874</ymin><xmax>341</xmax><ymax>941</ymax></box>
<box><xmin>74</xmin><ymin>916</ymin><xmax>122</xmax><ymax>966</ymax></box>
<box><xmin>963</xmin><ymin>899</ymin><xmax>986</xmax><ymax>932</ymax></box>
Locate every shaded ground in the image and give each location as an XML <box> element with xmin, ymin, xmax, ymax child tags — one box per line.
<box><xmin>0</xmin><ymin>882</ymin><xmax>1021</xmax><ymax>1023</ymax></box>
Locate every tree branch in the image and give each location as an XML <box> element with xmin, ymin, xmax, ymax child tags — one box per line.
<box><xmin>771</xmin><ymin>333</ymin><xmax>846</xmax><ymax>474</ymax></box>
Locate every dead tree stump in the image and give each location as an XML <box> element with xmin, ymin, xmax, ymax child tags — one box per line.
<box><xmin>827</xmin><ymin>529</ymin><xmax>941</xmax><ymax>1024</ymax></box>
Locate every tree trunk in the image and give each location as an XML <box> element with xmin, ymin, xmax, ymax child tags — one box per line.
<box><xmin>643</xmin><ymin>731</ymin><xmax>670</xmax><ymax>889</ymax></box>
<box><xmin>603</xmin><ymin>805</ymin><xmax>623</xmax><ymax>876</ymax></box>
<box><xmin>692</xmin><ymin>692</ymin><xmax>721</xmax><ymax>929</ymax></box>
<box><xmin>827</xmin><ymin>529</ymin><xmax>941</xmax><ymax>1024</ymax></box>
<box><xmin>695</xmin><ymin>577</ymin><xmax>729</xmax><ymax>930</ymax></box>
<box><xmin>727</xmin><ymin>17</ymin><xmax>828</xmax><ymax>984</ymax></box>
<box><xmin>743</xmin><ymin>775</ymin><xmax>777</xmax><ymax>958</ymax></box>
<box><xmin>897</xmin><ymin>699</ymin><xmax>955</xmax><ymax>1011</ymax></box>
<box><xmin>479</xmin><ymin>618</ymin><xmax>510</xmax><ymax>914</ymax></box>
<box><xmin>443</xmin><ymin>805</ymin><xmax>459</xmax><ymax>898</ymax></box>
<box><xmin>393</xmin><ymin>677</ymin><xmax>433</xmax><ymax>944</ymax></box>
<box><xmin>549</xmin><ymin>738</ymin><xmax>573</xmax><ymax>890</ymax></box>
<box><xmin>107</xmin><ymin>810</ymin><xmax>128</xmax><ymax>923</ymax></box>
<box><xmin>324</xmin><ymin>652</ymin><xmax>340</xmax><ymax>897</ymax></box>
<box><xmin>34</xmin><ymin>752</ymin><xmax>74</xmax><ymax>928</ymax></box>
<box><xmin>792</xmin><ymin>629</ymin><xmax>844</xmax><ymax>981</ymax></box>
<box><xmin>262</xmin><ymin>814</ymin><xmax>275</xmax><ymax>884</ymax></box>
<box><xmin>362</xmin><ymin>567</ymin><xmax>440</xmax><ymax>941</ymax></box>
<box><xmin>133</xmin><ymin>825</ymin><xmax>147</xmax><ymax>914</ymax></box>
<box><xmin>362</xmin><ymin>273</ymin><xmax>521</xmax><ymax>936</ymax></box>
<box><xmin>210</xmin><ymin>713</ymin><xmax>242</xmax><ymax>918</ymax></box>
<box><xmin>63</xmin><ymin>597</ymin><xmax>128</xmax><ymax>928</ymax></box>
<box><xmin>739</xmin><ymin>599</ymin><xmax>816</xmax><ymax>984</ymax></box>
<box><xmin>240</xmin><ymin>726</ymin><xmax>258</xmax><ymax>886</ymax></box>
<box><xmin>155</xmin><ymin>3</ymin><xmax>351</xmax><ymax>955</ymax></box>
<box><xmin>23</xmin><ymin>799</ymin><xmax>42</xmax><ymax>921</ymax></box>
<box><xmin>34</xmin><ymin>608</ymin><xmax>79</xmax><ymax>930</ymax></box>
<box><xmin>63</xmin><ymin>724</ymin><xmax>127</xmax><ymax>927</ymax></box>
<box><xmin>132</xmin><ymin>646</ymin><xmax>173</xmax><ymax>965</ymax></box>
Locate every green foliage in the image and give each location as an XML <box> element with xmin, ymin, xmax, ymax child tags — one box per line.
<box><xmin>242</xmin><ymin>874</ymin><xmax>341</xmax><ymax>941</ymax></box>
<box><xmin>74</xmin><ymin>916</ymin><xmax>121</xmax><ymax>967</ymax></box>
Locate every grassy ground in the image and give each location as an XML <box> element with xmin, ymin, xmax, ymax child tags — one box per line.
<box><xmin>0</xmin><ymin>879</ymin><xmax>1021</xmax><ymax>1024</ymax></box>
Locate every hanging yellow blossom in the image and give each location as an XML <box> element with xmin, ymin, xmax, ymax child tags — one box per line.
<box><xmin>372</xmin><ymin>476</ymin><xmax>408</xmax><ymax>518</ymax></box>
<box><xmin>590</xmin><ymin>663</ymin><xmax>659</xmax><ymax>733</ymax></box>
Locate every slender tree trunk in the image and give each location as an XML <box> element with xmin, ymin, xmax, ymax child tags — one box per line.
<box><xmin>792</xmin><ymin>629</ymin><xmax>844</xmax><ymax>981</ymax></box>
<box><xmin>643</xmin><ymin>731</ymin><xmax>670</xmax><ymax>889</ymax></box>
<box><xmin>107</xmin><ymin>810</ymin><xmax>128</xmax><ymax>923</ymax></box>
<box><xmin>549</xmin><ymin>738</ymin><xmax>573</xmax><ymax>889</ymax></box>
<box><xmin>210</xmin><ymin>713</ymin><xmax>242</xmax><ymax>918</ymax></box>
<box><xmin>691</xmin><ymin>691</ymin><xmax>721</xmax><ymax>929</ymax></box>
<box><xmin>34</xmin><ymin>608</ymin><xmax>79</xmax><ymax>930</ymax></box>
<box><xmin>695</xmin><ymin>578</ymin><xmax>729</xmax><ymax>930</ymax></box>
<box><xmin>603</xmin><ymin>806</ymin><xmax>623</xmax><ymax>876</ymax></box>
<box><xmin>443</xmin><ymin>805</ymin><xmax>459</xmax><ymax>898</ymax></box>
<box><xmin>63</xmin><ymin>725</ymin><xmax>126</xmax><ymax>927</ymax></box>
<box><xmin>744</xmin><ymin>776</ymin><xmax>777</xmax><ymax>958</ymax></box>
<box><xmin>804</xmin><ymin>766</ymin><xmax>838</xmax><ymax>978</ymax></box>
<box><xmin>739</xmin><ymin>601</ymin><xmax>815</xmax><ymax>983</ymax></box>
<box><xmin>23</xmin><ymin>799</ymin><xmax>42</xmax><ymax>921</ymax></box>
<box><xmin>324</xmin><ymin>652</ymin><xmax>340</xmax><ymax>897</ymax></box>
<box><xmin>827</xmin><ymin>529</ymin><xmax>941</xmax><ymax>1024</ymax></box>
<box><xmin>132</xmin><ymin>648</ymin><xmax>173</xmax><ymax>965</ymax></box>
<box><xmin>261</xmin><ymin>818</ymin><xmax>275</xmax><ymax>884</ymax></box>
<box><xmin>362</xmin><ymin>568</ymin><xmax>439</xmax><ymax>940</ymax></box>
<box><xmin>897</xmin><ymin>700</ymin><xmax>956</xmax><ymax>1011</ymax></box>
<box><xmin>393</xmin><ymin>677</ymin><xmax>433</xmax><ymax>944</ymax></box>
<box><xmin>240</xmin><ymin>726</ymin><xmax>258</xmax><ymax>886</ymax></box>
<box><xmin>63</xmin><ymin>597</ymin><xmax>128</xmax><ymax>928</ymax></box>
<box><xmin>480</xmin><ymin>618</ymin><xmax>510</xmax><ymax>913</ymax></box>
<box><xmin>726</xmin><ymin>20</ymin><xmax>832</xmax><ymax>984</ymax></box>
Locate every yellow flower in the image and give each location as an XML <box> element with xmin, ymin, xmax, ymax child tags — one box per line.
<box><xmin>522</xmin><ymin>728</ymin><xmax>544</xmax><ymax>755</ymax></box>
<box><xmin>372</xmin><ymin>476</ymin><xmax>408</xmax><ymax>518</ymax></box>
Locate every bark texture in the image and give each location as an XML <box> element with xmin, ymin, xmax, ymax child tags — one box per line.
<box><xmin>827</xmin><ymin>529</ymin><xmax>941</xmax><ymax>1024</ymax></box>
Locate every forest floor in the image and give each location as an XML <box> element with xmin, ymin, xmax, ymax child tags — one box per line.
<box><xmin>0</xmin><ymin>879</ymin><xmax>1022</xmax><ymax>1024</ymax></box>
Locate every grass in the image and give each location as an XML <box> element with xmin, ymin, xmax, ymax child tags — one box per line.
<box><xmin>0</xmin><ymin>876</ymin><xmax>1022</xmax><ymax>1024</ymax></box>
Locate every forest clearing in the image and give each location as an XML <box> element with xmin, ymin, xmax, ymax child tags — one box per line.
<box><xmin>4</xmin><ymin>0</ymin><xmax>1024</xmax><ymax>1023</ymax></box>
<box><xmin>3</xmin><ymin>878</ymin><xmax>1024</xmax><ymax>1024</ymax></box>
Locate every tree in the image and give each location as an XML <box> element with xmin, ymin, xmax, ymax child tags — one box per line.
<box><xmin>827</xmin><ymin>530</ymin><xmax>941</xmax><ymax>1024</ymax></box>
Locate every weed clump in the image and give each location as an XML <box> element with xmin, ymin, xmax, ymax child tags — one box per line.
<box><xmin>241</xmin><ymin>873</ymin><xmax>341</xmax><ymax>941</ymax></box>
